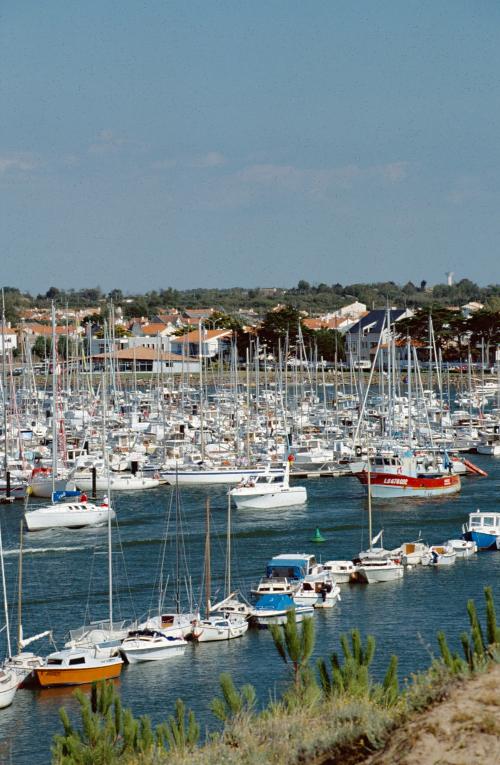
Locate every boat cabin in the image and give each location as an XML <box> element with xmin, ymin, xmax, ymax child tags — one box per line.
<box><xmin>265</xmin><ymin>553</ymin><xmax>319</xmax><ymax>580</ymax></box>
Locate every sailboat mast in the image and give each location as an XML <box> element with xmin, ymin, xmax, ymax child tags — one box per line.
<box><xmin>0</xmin><ymin>522</ymin><xmax>12</xmax><ymax>658</ymax></box>
<box><xmin>204</xmin><ymin>497</ymin><xmax>211</xmax><ymax>619</ymax></box>
<box><xmin>1</xmin><ymin>290</ymin><xmax>9</xmax><ymax>495</ymax></box>
<box><xmin>367</xmin><ymin>450</ymin><xmax>372</xmax><ymax>552</ymax></box>
<box><xmin>225</xmin><ymin>492</ymin><xmax>231</xmax><ymax>598</ymax></box>
<box><xmin>17</xmin><ymin>519</ymin><xmax>23</xmax><ymax>653</ymax></box>
<box><xmin>51</xmin><ymin>302</ymin><xmax>57</xmax><ymax>496</ymax></box>
<box><xmin>102</xmin><ymin>368</ymin><xmax>113</xmax><ymax>629</ymax></box>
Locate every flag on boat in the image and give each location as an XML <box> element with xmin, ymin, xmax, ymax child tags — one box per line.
<box><xmin>371</xmin><ymin>530</ymin><xmax>384</xmax><ymax>546</ymax></box>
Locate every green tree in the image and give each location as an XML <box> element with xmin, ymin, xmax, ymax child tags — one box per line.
<box><xmin>269</xmin><ymin>610</ymin><xmax>315</xmax><ymax>689</ymax></box>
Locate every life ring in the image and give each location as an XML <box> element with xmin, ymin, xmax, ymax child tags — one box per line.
<box><xmin>355</xmin><ymin>446</ymin><xmax>362</xmax><ymax>457</ymax></box>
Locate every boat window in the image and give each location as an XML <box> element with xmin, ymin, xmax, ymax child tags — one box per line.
<box><xmin>483</xmin><ymin>517</ymin><xmax>494</xmax><ymax>526</ymax></box>
<box><xmin>69</xmin><ymin>657</ymin><xmax>86</xmax><ymax>665</ymax></box>
<box><xmin>391</xmin><ymin>459</ymin><xmax>396</xmax><ymax>465</ymax></box>
<box><xmin>383</xmin><ymin>458</ymin><xmax>391</xmax><ymax>466</ymax></box>
<box><xmin>47</xmin><ymin>659</ymin><xmax>63</xmax><ymax>665</ymax></box>
<box><xmin>375</xmin><ymin>457</ymin><xmax>383</xmax><ymax>465</ymax></box>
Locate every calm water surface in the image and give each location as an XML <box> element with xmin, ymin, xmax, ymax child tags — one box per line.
<box><xmin>1</xmin><ymin>456</ymin><xmax>499</xmax><ymax>764</ymax></box>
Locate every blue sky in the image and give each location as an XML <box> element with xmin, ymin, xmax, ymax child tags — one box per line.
<box><xmin>1</xmin><ymin>1</ymin><xmax>499</xmax><ymax>293</ymax></box>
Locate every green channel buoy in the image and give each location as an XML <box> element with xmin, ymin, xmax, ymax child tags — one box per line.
<box><xmin>311</xmin><ymin>527</ymin><xmax>325</xmax><ymax>543</ymax></box>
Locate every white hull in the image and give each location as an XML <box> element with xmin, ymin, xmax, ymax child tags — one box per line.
<box><xmin>476</xmin><ymin>444</ymin><xmax>500</xmax><ymax>456</ymax></box>
<box><xmin>232</xmin><ymin>487</ymin><xmax>307</xmax><ymax>509</ymax></box>
<box><xmin>357</xmin><ymin>562</ymin><xmax>404</xmax><ymax>583</ymax></box>
<box><xmin>191</xmin><ymin>618</ymin><xmax>248</xmax><ymax>642</ymax></box>
<box><xmin>323</xmin><ymin>561</ymin><xmax>358</xmax><ymax>584</ymax></box>
<box><xmin>161</xmin><ymin>468</ymin><xmax>280</xmax><ymax>485</ymax></box>
<box><xmin>120</xmin><ymin>636</ymin><xmax>187</xmax><ymax>663</ymax></box>
<box><xmin>28</xmin><ymin>478</ymin><xmax>76</xmax><ymax>499</ymax></box>
<box><xmin>25</xmin><ymin>502</ymin><xmax>115</xmax><ymax>531</ymax></box>
<box><xmin>422</xmin><ymin>547</ymin><xmax>457</xmax><ymax>566</ymax></box>
<box><xmin>74</xmin><ymin>474</ymin><xmax>160</xmax><ymax>491</ymax></box>
<box><xmin>369</xmin><ymin>482</ymin><xmax>460</xmax><ymax>499</ymax></box>
<box><xmin>0</xmin><ymin>670</ymin><xmax>17</xmax><ymax>708</ymax></box>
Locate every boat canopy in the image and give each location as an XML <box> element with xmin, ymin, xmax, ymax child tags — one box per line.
<box><xmin>254</xmin><ymin>594</ymin><xmax>296</xmax><ymax>611</ymax></box>
<box><xmin>266</xmin><ymin>558</ymin><xmax>309</xmax><ymax>580</ymax></box>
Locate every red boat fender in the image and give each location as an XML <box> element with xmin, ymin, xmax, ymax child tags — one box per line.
<box><xmin>462</xmin><ymin>458</ymin><xmax>488</xmax><ymax>477</ymax></box>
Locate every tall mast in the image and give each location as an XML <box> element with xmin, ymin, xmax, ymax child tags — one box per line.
<box><xmin>225</xmin><ymin>492</ymin><xmax>231</xmax><ymax>598</ymax></box>
<box><xmin>17</xmin><ymin>519</ymin><xmax>23</xmax><ymax>652</ymax></box>
<box><xmin>204</xmin><ymin>497</ymin><xmax>211</xmax><ymax>619</ymax></box>
<box><xmin>367</xmin><ymin>448</ymin><xmax>372</xmax><ymax>552</ymax></box>
<box><xmin>51</xmin><ymin>302</ymin><xmax>57</xmax><ymax>497</ymax></box>
<box><xmin>0</xmin><ymin>521</ymin><xmax>12</xmax><ymax>658</ymax></box>
<box><xmin>102</xmin><ymin>364</ymin><xmax>113</xmax><ymax>629</ymax></box>
<box><xmin>1</xmin><ymin>289</ymin><xmax>9</xmax><ymax>496</ymax></box>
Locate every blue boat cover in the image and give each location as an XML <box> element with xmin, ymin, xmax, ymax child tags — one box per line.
<box><xmin>51</xmin><ymin>490</ymin><xmax>82</xmax><ymax>503</ymax></box>
<box><xmin>254</xmin><ymin>593</ymin><xmax>296</xmax><ymax>611</ymax></box>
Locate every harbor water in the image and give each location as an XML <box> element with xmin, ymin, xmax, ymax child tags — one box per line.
<box><xmin>1</xmin><ymin>455</ymin><xmax>499</xmax><ymax>764</ymax></box>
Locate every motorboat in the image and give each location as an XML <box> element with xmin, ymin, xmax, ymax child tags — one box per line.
<box><xmin>250</xmin><ymin>577</ymin><xmax>297</xmax><ymax>597</ymax></box>
<box><xmin>35</xmin><ymin>647</ymin><xmax>123</xmax><ymax>687</ymax></box>
<box><xmin>394</xmin><ymin>540</ymin><xmax>430</xmax><ymax>566</ymax></box>
<box><xmin>355</xmin><ymin>558</ymin><xmax>404</xmax><ymax>584</ymax></box>
<box><xmin>322</xmin><ymin>560</ymin><xmax>358</xmax><ymax>584</ymax></box>
<box><xmin>421</xmin><ymin>544</ymin><xmax>457</xmax><ymax>566</ymax></box>
<box><xmin>293</xmin><ymin>576</ymin><xmax>341</xmax><ymax>608</ymax></box>
<box><xmin>25</xmin><ymin>496</ymin><xmax>115</xmax><ymax>531</ymax></box>
<box><xmin>229</xmin><ymin>461</ymin><xmax>306</xmax><ymax>509</ymax></box>
<box><xmin>250</xmin><ymin>594</ymin><xmax>314</xmax><ymax>627</ymax></box>
<box><xmin>354</xmin><ymin>449</ymin><xmax>461</xmax><ymax>499</ymax></box>
<box><xmin>447</xmin><ymin>539</ymin><xmax>477</xmax><ymax>558</ymax></box>
<box><xmin>120</xmin><ymin>630</ymin><xmax>187</xmax><ymax>663</ymax></box>
<box><xmin>462</xmin><ymin>510</ymin><xmax>500</xmax><ymax>550</ymax></box>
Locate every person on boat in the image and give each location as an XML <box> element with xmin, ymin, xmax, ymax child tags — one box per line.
<box><xmin>80</xmin><ymin>492</ymin><xmax>88</xmax><ymax>503</ymax></box>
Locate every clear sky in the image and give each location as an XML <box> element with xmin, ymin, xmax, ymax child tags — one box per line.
<box><xmin>1</xmin><ymin>1</ymin><xmax>499</xmax><ymax>294</ymax></box>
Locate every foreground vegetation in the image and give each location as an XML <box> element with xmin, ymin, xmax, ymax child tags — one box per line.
<box><xmin>52</xmin><ymin>586</ymin><xmax>500</xmax><ymax>765</ymax></box>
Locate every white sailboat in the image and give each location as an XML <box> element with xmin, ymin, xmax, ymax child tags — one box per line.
<box><xmin>120</xmin><ymin>476</ymin><xmax>191</xmax><ymax>662</ymax></box>
<box><xmin>0</xmin><ymin>520</ymin><xmax>18</xmax><ymax>708</ymax></box>
<box><xmin>4</xmin><ymin>521</ymin><xmax>50</xmax><ymax>686</ymax></box>
<box><xmin>65</xmin><ymin>372</ymin><xmax>134</xmax><ymax>655</ymax></box>
<box><xmin>190</xmin><ymin>496</ymin><xmax>248</xmax><ymax>642</ymax></box>
<box><xmin>356</xmin><ymin>454</ymin><xmax>404</xmax><ymax>584</ymax></box>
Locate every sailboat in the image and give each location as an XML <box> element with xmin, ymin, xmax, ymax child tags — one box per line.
<box><xmin>191</xmin><ymin>497</ymin><xmax>248</xmax><ymax>642</ymax></box>
<box><xmin>28</xmin><ymin>304</ymin><xmax>76</xmax><ymax>499</ymax></box>
<box><xmin>0</xmin><ymin>520</ymin><xmax>18</xmax><ymax>708</ymax></box>
<box><xmin>356</xmin><ymin>453</ymin><xmax>404</xmax><ymax>584</ymax></box>
<box><xmin>120</xmin><ymin>475</ymin><xmax>191</xmax><ymax>662</ymax></box>
<box><xmin>4</xmin><ymin>521</ymin><xmax>50</xmax><ymax>686</ymax></box>
<box><xmin>35</xmin><ymin>375</ymin><xmax>124</xmax><ymax>687</ymax></box>
<box><xmin>24</xmin><ymin>307</ymin><xmax>113</xmax><ymax>532</ymax></box>
<box><xmin>64</xmin><ymin>373</ymin><xmax>134</xmax><ymax>655</ymax></box>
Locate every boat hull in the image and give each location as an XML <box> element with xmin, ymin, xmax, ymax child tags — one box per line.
<box><xmin>120</xmin><ymin>642</ymin><xmax>187</xmax><ymax>663</ymax></box>
<box><xmin>161</xmin><ymin>468</ymin><xmax>281</xmax><ymax>485</ymax></box>
<box><xmin>191</xmin><ymin>620</ymin><xmax>248</xmax><ymax>642</ymax></box>
<box><xmin>356</xmin><ymin>564</ymin><xmax>404</xmax><ymax>584</ymax></box>
<box><xmin>25</xmin><ymin>505</ymin><xmax>115</xmax><ymax>531</ymax></box>
<box><xmin>35</xmin><ymin>660</ymin><xmax>122</xmax><ymax>687</ymax></box>
<box><xmin>357</xmin><ymin>471</ymin><xmax>461</xmax><ymax>499</ymax></box>
<box><xmin>232</xmin><ymin>488</ymin><xmax>307</xmax><ymax>509</ymax></box>
<box><xmin>463</xmin><ymin>530</ymin><xmax>499</xmax><ymax>551</ymax></box>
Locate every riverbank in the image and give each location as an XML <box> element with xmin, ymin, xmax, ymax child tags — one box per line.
<box><xmin>360</xmin><ymin>661</ymin><xmax>500</xmax><ymax>765</ymax></box>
